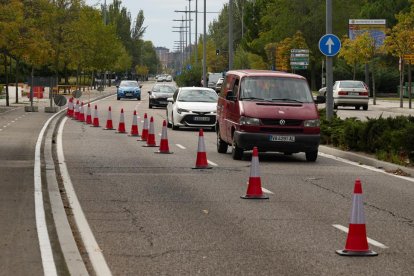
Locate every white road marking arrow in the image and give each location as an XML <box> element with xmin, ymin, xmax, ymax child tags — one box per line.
<box><xmin>326</xmin><ymin>38</ymin><xmax>334</xmax><ymax>54</ymax></box>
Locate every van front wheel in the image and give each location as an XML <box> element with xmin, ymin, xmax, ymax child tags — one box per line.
<box><xmin>217</xmin><ymin>131</ymin><xmax>228</xmax><ymax>153</ymax></box>
<box><xmin>231</xmin><ymin>139</ymin><xmax>243</xmax><ymax>160</ymax></box>
<box><xmin>305</xmin><ymin>150</ymin><xmax>318</xmax><ymax>162</ymax></box>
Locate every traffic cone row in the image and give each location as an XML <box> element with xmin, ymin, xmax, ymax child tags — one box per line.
<box><xmin>85</xmin><ymin>103</ymin><xmax>92</xmax><ymax>125</ymax></box>
<box><xmin>66</xmin><ymin>99</ymin><xmax>380</xmax><ymax>257</ymax></box>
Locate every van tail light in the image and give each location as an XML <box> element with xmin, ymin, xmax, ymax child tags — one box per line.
<box><xmin>360</xmin><ymin>92</ymin><xmax>369</xmax><ymax>96</ymax></box>
<box><xmin>338</xmin><ymin>91</ymin><xmax>348</xmax><ymax>95</ymax></box>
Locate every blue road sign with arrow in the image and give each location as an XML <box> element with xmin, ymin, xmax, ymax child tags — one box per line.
<box><xmin>319</xmin><ymin>34</ymin><xmax>341</xmax><ymax>57</ymax></box>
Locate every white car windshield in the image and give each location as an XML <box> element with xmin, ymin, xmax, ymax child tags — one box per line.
<box><xmin>240</xmin><ymin>77</ymin><xmax>313</xmax><ymax>103</ymax></box>
<box><xmin>120</xmin><ymin>81</ymin><xmax>139</xmax><ymax>87</ymax></box>
<box><xmin>178</xmin><ymin>89</ymin><xmax>218</xmax><ymax>102</ymax></box>
<box><xmin>153</xmin><ymin>86</ymin><xmax>175</xmax><ymax>93</ymax></box>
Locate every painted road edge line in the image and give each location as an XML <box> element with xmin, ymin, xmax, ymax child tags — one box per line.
<box><xmin>261</xmin><ymin>187</ymin><xmax>274</xmax><ymax>195</ymax></box>
<box><xmin>57</xmin><ymin>117</ymin><xmax>112</xmax><ymax>276</ymax></box>
<box><xmin>319</xmin><ymin>152</ymin><xmax>414</xmax><ymax>183</ymax></box>
<box><xmin>176</xmin><ymin>144</ymin><xmax>186</xmax><ymax>149</ymax></box>
<box><xmin>207</xmin><ymin>160</ymin><xmax>218</xmax><ymax>167</ymax></box>
<box><xmin>35</xmin><ymin>112</ymin><xmax>60</xmax><ymax>276</ymax></box>
<box><xmin>332</xmin><ymin>224</ymin><xmax>388</xmax><ymax>249</ymax></box>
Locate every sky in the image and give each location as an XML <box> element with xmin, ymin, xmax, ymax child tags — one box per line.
<box><xmin>86</xmin><ymin>0</ymin><xmax>228</xmax><ymax>51</ymax></box>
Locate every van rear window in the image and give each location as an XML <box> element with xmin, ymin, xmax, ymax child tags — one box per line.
<box><xmin>240</xmin><ymin>77</ymin><xmax>313</xmax><ymax>103</ymax></box>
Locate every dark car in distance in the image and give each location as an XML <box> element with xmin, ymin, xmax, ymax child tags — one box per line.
<box><xmin>148</xmin><ymin>84</ymin><xmax>177</xmax><ymax>108</ymax></box>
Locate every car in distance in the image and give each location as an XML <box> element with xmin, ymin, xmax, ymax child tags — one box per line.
<box><xmin>216</xmin><ymin>70</ymin><xmax>324</xmax><ymax>161</ymax></box>
<box><xmin>333</xmin><ymin>80</ymin><xmax>369</xmax><ymax>110</ymax></box>
<box><xmin>166</xmin><ymin>87</ymin><xmax>218</xmax><ymax>130</ymax></box>
<box><xmin>207</xmin><ymin>73</ymin><xmax>223</xmax><ymax>89</ymax></box>
<box><xmin>148</xmin><ymin>84</ymin><xmax>177</xmax><ymax>108</ymax></box>
<box><xmin>166</xmin><ymin>75</ymin><xmax>173</xmax><ymax>82</ymax></box>
<box><xmin>215</xmin><ymin>77</ymin><xmax>224</xmax><ymax>93</ymax></box>
<box><xmin>116</xmin><ymin>80</ymin><xmax>142</xmax><ymax>100</ymax></box>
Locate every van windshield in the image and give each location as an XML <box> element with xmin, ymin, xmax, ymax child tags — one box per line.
<box><xmin>240</xmin><ymin>77</ymin><xmax>313</xmax><ymax>103</ymax></box>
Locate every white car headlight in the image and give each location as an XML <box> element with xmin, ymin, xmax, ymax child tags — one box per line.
<box><xmin>240</xmin><ymin>116</ymin><xmax>260</xmax><ymax>126</ymax></box>
<box><xmin>304</xmin><ymin>119</ymin><xmax>320</xmax><ymax>127</ymax></box>
<box><xmin>177</xmin><ymin>108</ymin><xmax>190</xmax><ymax>114</ymax></box>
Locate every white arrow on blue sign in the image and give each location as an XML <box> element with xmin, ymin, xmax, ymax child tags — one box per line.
<box><xmin>318</xmin><ymin>34</ymin><xmax>341</xmax><ymax>57</ymax></box>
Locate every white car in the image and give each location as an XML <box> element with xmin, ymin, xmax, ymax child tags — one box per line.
<box><xmin>333</xmin><ymin>80</ymin><xmax>369</xmax><ymax>110</ymax></box>
<box><xmin>319</xmin><ymin>80</ymin><xmax>369</xmax><ymax>110</ymax></box>
<box><xmin>166</xmin><ymin>87</ymin><xmax>218</xmax><ymax>130</ymax></box>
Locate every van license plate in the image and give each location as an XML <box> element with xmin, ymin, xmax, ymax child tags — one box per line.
<box><xmin>194</xmin><ymin>116</ymin><xmax>210</xmax><ymax>121</ymax></box>
<box><xmin>269</xmin><ymin>135</ymin><xmax>295</xmax><ymax>142</ymax></box>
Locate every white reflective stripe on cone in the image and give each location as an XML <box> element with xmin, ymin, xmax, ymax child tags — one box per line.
<box><xmin>120</xmin><ymin>112</ymin><xmax>124</xmax><ymax>122</ymax></box>
<box><xmin>250</xmin><ymin>156</ymin><xmax>260</xmax><ymax>177</ymax></box>
<box><xmin>149</xmin><ymin>120</ymin><xmax>154</xmax><ymax>134</ymax></box>
<box><xmin>143</xmin><ymin>118</ymin><xmax>148</xmax><ymax>129</ymax></box>
<box><xmin>94</xmin><ymin>108</ymin><xmax>98</xmax><ymax>118</ymax></box>
<box><xmin>350</xmin><ymin>194</ymin><xmax>366</xmax><ymax>224</ymax></box>
<box><xmin>198</xmin><ymin>135</ymin><xmax>206</xmax><ymax>153</ymax></box>
<box><xmin>132</xmin><ymin>113</ymin><xmax>137</xmax><ymax>125</ymax></box>
<box><xmin>161</xmin><ymin>124</ymin><xmax>168</xmax><ymax>139</ymax></box>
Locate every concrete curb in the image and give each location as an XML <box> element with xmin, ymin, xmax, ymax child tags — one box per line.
<box><xmin>319</xmin><ymin>145</ymin><xmax>414</xmax><ymax>177</ymax></box>
<box><xmin>45</xmin><ymin>113</ymin><xmax>89</xmax><ymax>275</ymax></box>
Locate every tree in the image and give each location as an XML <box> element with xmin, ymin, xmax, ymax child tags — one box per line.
<box><xmin>384</xmin><ymin>7</ymin><xmax>414</xmax><ymax>108</ymax></box>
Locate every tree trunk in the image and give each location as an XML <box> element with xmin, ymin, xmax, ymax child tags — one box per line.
<box><xmin>15</xmin><ymin>59</ymin><xmax>19</xmax><ymax>104</ymax></box>
<box><xmin>371</xmin><ymin>62</ymin><xmax>376</xmax><ymax>105</ymax></box>
<box><xmin>353</xmin><ymin>63</ymin><xmax>356</xmax><ymax>80</ymax></box>
<box><xmin>400</xmin><ymin>58</ymin><xmax>405</xmax><ymax>108</ymax></box>
<box><xmin>409</xmin><ymin>61</ymin><xmax>412</xmax><ymax>109</ymax></box>
<box><xmin>4</xmin><ymin>54</ymin><xmax>10</xmax><ymax>106</ymax></box>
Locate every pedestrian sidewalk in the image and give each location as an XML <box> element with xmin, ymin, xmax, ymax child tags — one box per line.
<box><xmin>0</xmin><ymin>87</ymin><xmax>116</xmax><ymax>113</ymax></box>
<box><xmin>370</xmin><ymin>99</ymin><xmax>414</xmax><ymax>115</ymax></box>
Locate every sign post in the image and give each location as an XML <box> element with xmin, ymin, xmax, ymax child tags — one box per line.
<box><xmin>319</xmin><ymin>1</ymin><xmax>341</xmax><ymax>121</ymax></box>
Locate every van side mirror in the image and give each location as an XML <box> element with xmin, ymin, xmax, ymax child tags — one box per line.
<box><xmin>315</xmin><ymin>95</ymin><xmax>326</xmax><ymax>104</ymax></box>
<box><xmin>226</xmin><ymin>90</ymin><xmax>237</xmax><ymax>101</ymax></box>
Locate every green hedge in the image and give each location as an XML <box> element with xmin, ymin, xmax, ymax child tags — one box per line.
<box><xmin>319</xmin><ymin>109</ymin><xmax>414</xmax><ymax>166</ymax></box>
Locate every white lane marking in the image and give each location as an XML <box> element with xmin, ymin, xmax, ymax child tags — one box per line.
<box><xmin>176</xmin><ymin>144</ymin><xmax>186</xmax><ymax>149</ymax></box>
<box><xmin>319</xmin><ymin>152</ymin><xmax>414</xmax><ymax>183</ymax></box>
<box><xmin>3</xmin><ymin>126</ymin><xmax>6</xmax><ymax>128</ymax></box>
<box><xmin>158</xmin><ymin>133</ymin><xmax>162</xmax><ymax>137</ymax></box>
<box><xmin>35</xmin><ymin>112</ymin><xmax>60</xmax><ymax>276</ymax></box>
<box><xmin>207</xmin><ymin>160</ymin><xmax>218</xmax><ymax>167</ymax></box>
<box><xmin>12</xmin><ymin>120</ymin><xmax>16</xmax><ymax>122</ymax></box>
<box><xmin>57</xmin><ymin>117</ymin><xmax>112</xmax><ymax>276</ymax></box>
<box><xmin>261</xmin><ymin>187</ymin><xmax>274</xmax><ymax>194</ymax></box>
<box><xmin>332</xmin><ymin>224</ymin><xmax>388</xmax><ymax>249</ymax></box>
<box><xmin>0</xmin><ymin>129</ymin><xmax>3</xmax><ymax>131</ymax></box>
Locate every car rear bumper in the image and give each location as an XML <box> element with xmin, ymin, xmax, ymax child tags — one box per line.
<box><xmin>334</xmin><ymin>97</ymin><xmax>368</xmax><ymax>106</ymax></box>
<box><xmin>233</xmin><ymin>131</ymin><xmax>320</xmax><ymax>153</ymax></box>
<box><xmin>149</xmin><ymin>98</ymin><xmax>169</xmax><ymax>107</ymax></box>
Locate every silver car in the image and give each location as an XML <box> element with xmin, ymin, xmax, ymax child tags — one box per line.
<box><xmin>319</xmin><ymin>80</ymin><xmax>369</xmax><ymax>110</ymax></box>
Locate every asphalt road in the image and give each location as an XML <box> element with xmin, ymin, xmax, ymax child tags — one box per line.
<box><xmin>1</xmin><ymin>83</ymin><xmax>413</xmax><ymax>275</ymax></box>
<box><xmin>59</xmin><ymin>82</ymin><xmax>414</xmax><ymax>275</ymax></box>
<box><xmin>0</xmin><ymin>107</ymin><xmax>48</xmax><ymax>276</ymax></box>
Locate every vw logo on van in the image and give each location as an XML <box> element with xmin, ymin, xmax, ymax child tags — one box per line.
<box><xmin>279</xmin><ymin>119</ymin><xmax>286</xmax><ymax>126</ymax></box>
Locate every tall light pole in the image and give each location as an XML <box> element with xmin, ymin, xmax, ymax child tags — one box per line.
<box><xmin>203</xmin><ymin>0</ymin><xmax>207</xmax><ymax>87</ymax></box>
<box><xmin>195</xmin><ymin>0</ymin><xmax>198</xmax><ymax>64</ymax></box>
<box><xmin>229</xmin><ymin>0</ymin><xmax>234</xmax><ymax>70</ymax></box>
<box><xmin>188</xmin><ymin>0</ymin><xmax>192</xmax><ymax>60</ymax></box>
<box><xmin>326</xmin><ymin>0</ymin><xmax>333</xmax><ymax>121</ymax></box>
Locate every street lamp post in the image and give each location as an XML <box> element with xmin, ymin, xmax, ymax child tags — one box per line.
<box><xmin>229</xmin><ymin>0</ymin><xmax>234</xmax><ymax>70</ymax></box>
<box><xmin>203</xmin><ymin>0</ymin><xmax>207</xmax><ymax>87</ymax></box>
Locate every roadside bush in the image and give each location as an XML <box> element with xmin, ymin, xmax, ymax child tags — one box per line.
<box><xmin>175</xmin><ymin>65</ymin><xmax>202</xmax><ymax>87</ymax></box>
<box><xmin>319</xmin><ymin>109</ymin><xmax>414</xmax><ymax>165</ymax></box>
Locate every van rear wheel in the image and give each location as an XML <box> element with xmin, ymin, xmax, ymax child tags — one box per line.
<box><xmin>305</xmin><ymin>150</ymin><xmax>318</xmax><ymax>162</ymax></box>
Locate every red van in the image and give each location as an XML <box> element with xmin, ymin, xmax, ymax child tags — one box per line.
<box><xmin>216</xmin><ymin>70</ymin><xmax>323</xmax><ymax>161</ymax></box>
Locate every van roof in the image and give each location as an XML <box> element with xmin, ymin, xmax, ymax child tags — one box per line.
<box><xmin>226</xmin><ymin>69</ymin><xmax>305</xmax><ymax>80</ymax></box>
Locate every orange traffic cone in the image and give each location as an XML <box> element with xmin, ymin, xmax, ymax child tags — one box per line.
<box><xmin>155</xmin><ymin>120</ymin><xmax>173</xmax><ymax>154</ymax></box>
<box><xmin>104</xmin><ymin>106</ymin><xmax>114</xmax><ymax>130</ymax></box>
<box><xmin>67</xmin><ymin>97</ymin><xmax>73</xmax><ymax>117</ymax></box>
<box><xmin>78</xmin><ymin>102</ymin><xmax>85</xmax><ymax>122</ymax></box>
<box><xmin>73</xmin><ymin>100</ymin><xmax>79</xmax><ymax>120</ymax></box>
<box><xmin>117</xmin><ymin>108</ymin><xmax>126</xmax><ymax>133</ymax></box>
<box><xmin>92</xmin><ymin>105</ymin><xmax>100</xmax><ymax>127</ymax></box>
<box><xmin>241</xmin><ymin>147</ymin><xmax>269</xmax><ymax>199</ymax></box>
<box><xmin>193</xmin><ymin>129</ymin><xmax>212</xmax><ymax>169</ymax></box>
<box><xmin>143</xmin><ymin>116</ymin><xmax>157</xmax><ymax>147</ymax></box>
<box><xmin>139</xmin><ymin>113</ymin><xmax>149</xmax><ymax>141</ymax></box>
<box><xmin>129</xmin><ymin>110</ymin><xmax>140</xmax><ymax>137</ymax></box>
<box><xmin>85</xmin><ymin>103</ymin><xmax>92</xmax><ymax>124</ymax></box>
<box><xmin>336</xmin><ymin>179</ymin><xmax>377</xmax><ymax>256</ymax></box>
